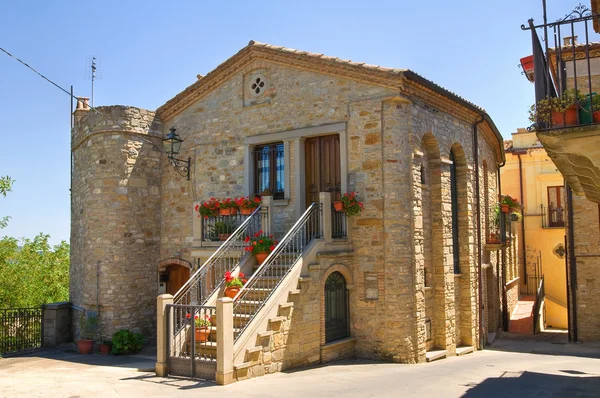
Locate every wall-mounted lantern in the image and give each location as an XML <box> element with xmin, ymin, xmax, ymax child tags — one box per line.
<box><xmin>162</xmin><ymin>127</ymin><xmax>191</xmax><ymax>180</ymax></box>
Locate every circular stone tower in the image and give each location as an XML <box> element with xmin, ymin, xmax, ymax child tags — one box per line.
<box><xmin>71</xmin><ymin>101</ymin><xmax>163</xmax><ymax>338</ymax></box>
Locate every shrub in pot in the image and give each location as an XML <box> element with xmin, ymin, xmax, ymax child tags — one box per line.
<box><xmin>76</xmin><ymin>312</ymin><xmax>98</xmax><ymax>354</ymax></box>
<box><xmin>111</xmin><ymin>329</ymin><xmax>144</xmax><ymax>355</ymax></box>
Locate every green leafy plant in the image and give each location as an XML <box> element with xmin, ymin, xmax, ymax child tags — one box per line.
<box><xmin>78</xmin><ymin>312</ymin><xmax>98</xmax><ymax>340</ymax></box>
<box><xmin>244</xmin><ymin>231</ymin><xmax>277</xmax><ymax>255</ymax></box>
<box><xmin>340</xmin><ymin>192</ymin><xmax>364</xmax><ymax>216</ymax></box>
<box><xmin>528</xmin><ymin>97</ymin><xmax>567</xmax><ymax>123</ymax></box>
<box><xmin>213</xmin><ymin>221</ymin><xmax>234</xmax><ymax>235</ymax></box>
<box><xmin>501</xmin><ymin>195</ymin><xmax>522</xmax><ymax>211</ymax></box>
<box><xmin>111</xmin><ymin>329</ymin><xmax>144</xmax><ymax>355</ymax></box>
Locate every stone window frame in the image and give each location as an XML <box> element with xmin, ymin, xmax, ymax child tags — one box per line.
<box><xmin>244</xmin><ymin>122</ymin><xmax>348</xmax><ymax>219</ymax></box>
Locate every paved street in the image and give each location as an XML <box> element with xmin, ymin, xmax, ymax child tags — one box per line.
<box><xmin>1</xmin><ymin>337</ymin><xmax>599</xmax><ymax>397</ymax></box>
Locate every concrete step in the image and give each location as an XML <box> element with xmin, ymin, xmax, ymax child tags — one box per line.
<box><xmin>456</xmin><ymin>346</ymin><xmax>474</xmax><ymax>356</ymax></box>
<box><xmin>426</xmin><ymin>349</ymin><xmax>447</xmax><ymax>362</ymax></box>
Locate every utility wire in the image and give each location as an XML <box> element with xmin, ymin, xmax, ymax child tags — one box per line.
<box><xmin>0</xmin><ymin>46</ymin><xmax>161</xmax><ymax>150</ymax></box>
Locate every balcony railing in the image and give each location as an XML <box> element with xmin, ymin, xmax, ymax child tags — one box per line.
<box><xmin>522</xmin><ymin>4</ymin><xmax>600</xmax><ymax>131</ymax></box>
<box><xmin>540</xmin><ymin>204</ymin><xmax>565</xmax><ymax>228</ymax></box>
<box><xmin>202</xmin><ymin>212</ymin><xmax>255</xmax><ymax>242</ymax></box>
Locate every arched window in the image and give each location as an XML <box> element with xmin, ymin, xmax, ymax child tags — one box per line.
<box><xmin>325</xmin><ymin>272</ymin><xmax>349</xmax><ymax>343</ymax></box>
<box><xmin>450</xmin><ymin>149</ymin><xmax>460</xmax><ymax>274</ymax></box>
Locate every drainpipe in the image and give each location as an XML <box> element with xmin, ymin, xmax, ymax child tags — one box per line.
<box><xmin>566</xmin><ymin>184</ymin><xmax>578</xmax><ymax>342</ymax></box>
<box><xmin>472</xmin><ymin>116</ymin><xmax>485</xmax><ymax>349</ymax></box>
<box><xmin>517</xmin><ymin>153</ymin><xmax>527</xmax><ymax>286</ymax></box>
<box><xmin>497</xmin><ymin>159</ymin><xmax>508</xmax><ymax>331</ymax></box>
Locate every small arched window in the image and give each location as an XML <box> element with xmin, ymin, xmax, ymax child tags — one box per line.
<box><xmin>450</xmin><ymin>149</ymin><xmax>460</xmax><ymax>274</ymax></box>
<box><xmin>325</xmin><ymin>272</ymin><xmax>349</xmax><ymax>343</ymax></box>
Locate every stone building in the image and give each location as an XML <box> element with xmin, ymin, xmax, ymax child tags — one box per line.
<box><xmin>70</xmin><ymin>41</ymin><xmax>506</xmax><ymax>380</ymax></box>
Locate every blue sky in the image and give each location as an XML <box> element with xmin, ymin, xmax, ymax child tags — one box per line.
<box><xmin>0</xmin><ymin>0</ymin><xmax>590</xmax><ymax>244</ymax></box>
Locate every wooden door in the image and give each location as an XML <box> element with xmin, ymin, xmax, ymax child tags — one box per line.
<box><xmin>167</xmin><ymin>265</ymin><xmax>190</xmax><ymax>296</ymax></box>
<box><xmin>305</xmin><ymin>135</ymin><xmax>341</xmax><ymax>207</ymax></box>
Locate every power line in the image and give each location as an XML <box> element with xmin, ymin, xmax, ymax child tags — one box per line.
<box><xmin>0</xmin><ymin>45</ymin><xmax>161</xmax><ymax>150</ymax></box>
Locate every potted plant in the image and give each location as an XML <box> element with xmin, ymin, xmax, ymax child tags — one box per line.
<box><xmin>244</xmin><ymin>231</ymin><xmax>277</xmax><ymax>265</ymax></box>
<box><xmin>487</xmin><ymin>204</ymin><xmax>501</xmax><ymax>244</ymax></box>
<box><xmin>333</xmin><ymin>192</ymin><xmax>364</xmax><ymax>216</ymax></box>
<box><xmin>196</xmin><ymin>198</ymin><xmax>220</xmax><ymax>219</ymax></box>
<box><xmin>236</xmin><ymin>196</ymin><xmax>261</xmax><ymax>215</ymax></box>
<box><xmin>186</xmin><ymin>313</ymin><xmax>212</xmax><ymax>342</ymax></box>
<box><xmin>99</xmin><ymin>339</ymin><xmax>112</xmax><ymax>355</ymax></box>
<box><xmin>219</xmin><ymin>197</ymin><xmax>239</xmax><ymax>216</ymax></box>
<box><xmin>111</xmin><ymin>329</ymin><xmax>144</xmax><ymax>355</ymax></box>
<box><xmin>214</xmin><ymin>221</ymin><xmax>234</xmax><ymax>241</ymax></box>
<box><xmin>223</xmin><ymin>271</ymin><xmax>247</xmax><ymax>299</ymax></box>
<box><xmin>76</xmin><ymin>312</ymin><xmax>98</xmax><ymax>355</ymax></box>
<box><xmin>500</xmin><ymin>195</ymin><xmax>521</xmax><ymax>214</ymax></box>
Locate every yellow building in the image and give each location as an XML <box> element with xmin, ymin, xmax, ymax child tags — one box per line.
<box><xmin>501</xmin><ymin>128</ymin><xmax>567</xmax><ymax>329</ymax></box>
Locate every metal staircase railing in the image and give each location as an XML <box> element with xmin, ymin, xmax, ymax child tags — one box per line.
<box><xmin>232</xmin><ymin>202</ymin><xmax>322</xmax><ymax>341</ymax></box>
<box><xmin>174</xmin><ymin>206</ymin><xmax>267</xmax><ymax>306</ymax></box>
<box><xmin>532</xmin><ymin>275</ymin><xmax>545</xmax><ymax>334</ymax></box>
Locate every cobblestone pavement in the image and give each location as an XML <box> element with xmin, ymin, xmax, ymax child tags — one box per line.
<box><xmin>0</xmin><ymin>338</ymin><xmax>599</xmax><ymax>397</ymax></box>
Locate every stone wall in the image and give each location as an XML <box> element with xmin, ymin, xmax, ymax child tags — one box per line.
<box><xmin>71</xmin><ymin>106</ymin><xmax>163</xmax><ymax>338</ymax></box>
<box><xmin>570</xmin><ymin>193</ymin><xmax>600</xmax><ymax>342</ymax></box>
<box><xmin>42</xmin><ymin>302</ymin><xmax>71</xmax><ymax>347</ymax></box>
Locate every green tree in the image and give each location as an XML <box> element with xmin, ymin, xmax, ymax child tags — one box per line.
<box><xmin>0</xmin><ymin>234</ymin><xmax>69</xmax><ymax>308</ymax></box>
<box><xmin>0</xmin><ymin>176</ymin><xmax>14</xmax><ymax>229</ymax></box>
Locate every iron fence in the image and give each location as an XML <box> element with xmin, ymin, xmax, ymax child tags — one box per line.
<box><xmin>0</xmin><ymin>308</ymin><xmax>43</xmax><ymax>355</ymax></box>
<box><xmin>166</xmin><ymin>304</ymin><xmax>217</xmax><ymax>378</ymax></box>
<box><xmin>331</xmin><ymin>205</ymin><xmax>347</xmax><ymax>239</ymax></box>
<box><xmin>202</xmin><ymin>212</ymin><xmax>253</xmax><ymax>242</ymax></box>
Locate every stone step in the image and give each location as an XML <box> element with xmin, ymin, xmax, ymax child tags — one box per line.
<box><xmin>425</xmin><ymin>349</ymin><xmax>447</xmax><ymax>362</ymax></box>
<box><xmin>456</xmin><ymin>346</ymin><xmax>474</xmax><ymax>356</ymax></box>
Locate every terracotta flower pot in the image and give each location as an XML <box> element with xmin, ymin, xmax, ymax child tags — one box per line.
<box><xmin>500</xmin><ymin>204</ymin><xmax>510</xmax><ymax>213</ymax></box>
<box><xmin>76</xmin><ymin>339</ymin><xmax>94</xmax><ymax>355</ymax></box>
<box><xmin>255</xmin><ymin>251</ymin><xmax>269</xmax><ymax>265</ymax></box>
<box><xmin>219</xmin><ymin>208</ymin><xmax>238</xmax><ymax>216</ymax></box>
<box><xmin>593</xmin><ymin>111</ymin><xmax>600</xmax><ymax>123</ymax></box>
<box><xmin>195</xmin><ymin>327</ymin><xmax>210</xmax><ymax>342</ymax></box>
<box><xmin>333</xmin><ymin>201</ymin><xmax>344</xmax><ymax>212</ymax></box>
<box><xmin>100</xmin><ymin>343</ymin><xmax>111</xmax><ymax>355</ymax></box>
<box><xmin>240</xmin><ymin>208</ymin><xmax>253</xmax><ymax>215</ymax></box>
<box><xmin>552</xmin><ymin>105</ymin><xmax>578</xmax><ymax>127</ymax></box>
<box><xmin>224</xmin><ymin>286</ymin><xmax>240</xmax><ymax>299</ymax></box>
<box><xmin>219</xmin><ymin>233</ymin><xmax>231</xmax><ymax>241</ymax></box>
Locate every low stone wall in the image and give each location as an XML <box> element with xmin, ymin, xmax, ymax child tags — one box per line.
<box><xmin>42</xmin><ymin>302</ymin><xmax>72</xmax><ymax>347</ymax></box>
<box><xmin>321</xmin><ymin>337</ymin><xmax>356</xmax><ymax>363</ymax></box>
<box><xmin>506</xmin><ymin>278</ymin><xmax>520</xmax><ymax>320</ymax></box>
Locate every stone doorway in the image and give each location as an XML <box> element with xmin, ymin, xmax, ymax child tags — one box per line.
<box><xmin>166</xmin><ymin>264</ymin><xmax>190</xmax><ymax>296</ymax></box>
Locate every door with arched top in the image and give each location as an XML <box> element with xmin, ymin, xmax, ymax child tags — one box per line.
<box><xmin>325</xmin><ymin>271</ymin><xmax>349</xmax><ymax>343</ymax></box>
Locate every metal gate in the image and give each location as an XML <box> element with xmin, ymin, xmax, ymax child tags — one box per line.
<box><xmin>166</xmin><ymin>303</ymin><xmax>216</xmax><ymax>379</ymax></box>
<box><xmin>0</xmin><ymin>307</ymin><xmax>43</xmax><ymax>356</ymax></box>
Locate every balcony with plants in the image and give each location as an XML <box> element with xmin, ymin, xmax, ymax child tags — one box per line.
<box><xmin>196</xmin><ymin>196</ymin><xmax>265</xmax><ymax>243</ymax></box>
<box><xmin>522</xmin><ymin>3</ymin><xmax>600</xmax><ymax>202</ymax></box>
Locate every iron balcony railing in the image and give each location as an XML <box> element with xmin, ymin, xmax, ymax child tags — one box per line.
<box><xmin>0</xmin><ymin>307</ymin><xmax>43</xmax><ymax>355</ymax></box>
<box><xmin>202</xmin><ymin>213</ymin><xmax>253</xmax><ymax>242</ymax></box>
<box><xmin>174</xmin><ymin>206</ymin><xmax>267</xmax><ymax>307</ymax></box>
<box><xmin>540</xmin><ymin>204</ymin><xmax>565</xmax><ymax>228</ymax></box>
<box><xmin>331</xmin><ymin>204</ymin><xmax>347</xmax><ymax>239</ymax></box>
<box><xmin>232</xmin><ymin>202</ymin><xmax>322</xmax><ymax>341</ymax></box>
<box><xmin>523</xmin><ymin>4</ymin><xmax>600</xmax><ymax>132</ymax></box>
